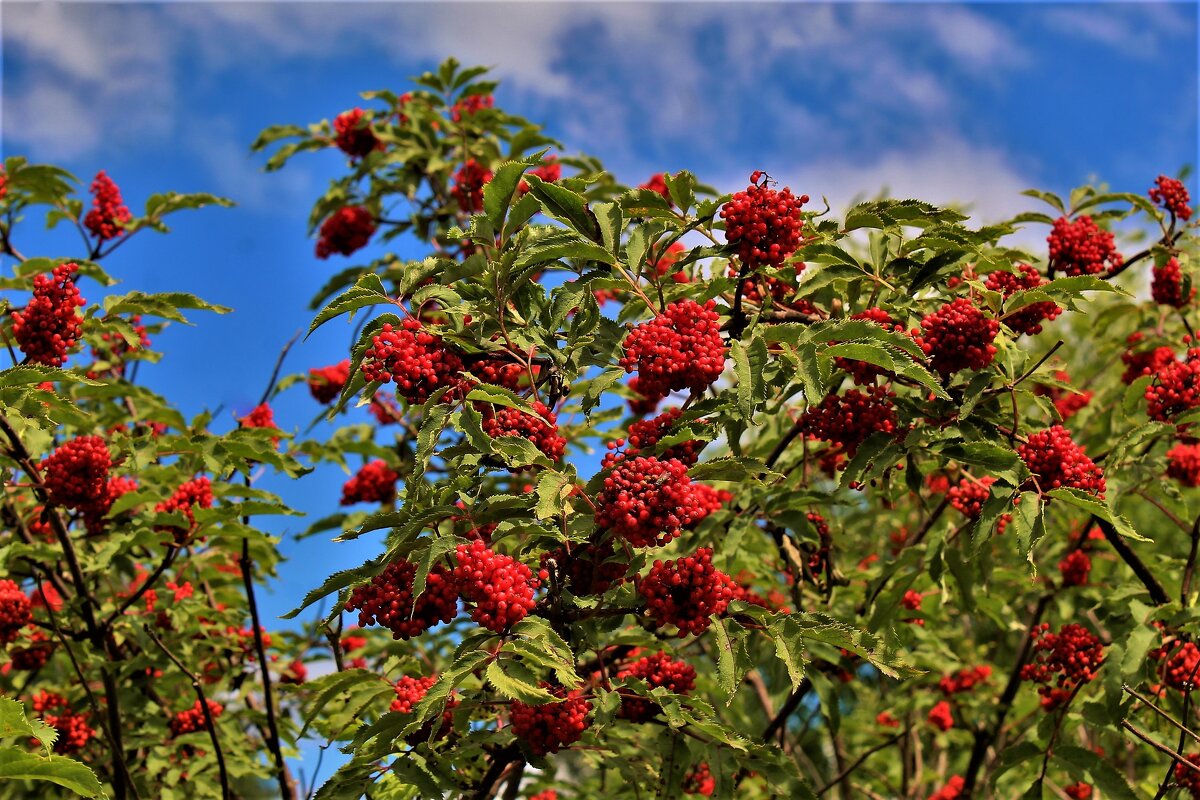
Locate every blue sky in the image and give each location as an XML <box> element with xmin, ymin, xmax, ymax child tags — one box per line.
<box><xmin>1</xmin><ymin>0</ymin><xmax>1196</xmax><ymax>772</ymax></box>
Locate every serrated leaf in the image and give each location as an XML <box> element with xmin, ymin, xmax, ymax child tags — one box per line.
<box><xmin>307</xmin><ymin>273</ymin><xmax>393</xmax><ymax>338</ymax></box>
<box><xmin>0</xmin><ymin>748</ymin><xmax>106</xmax><ymax>798</ymax></box>
<box><xmin>486</xmin><ymin>660</ymin><xmax>554</xmax><ymax>703</ymax></box>
<box><xmin>523</xmin><ymin>175</ymin><xmax>602</xmax><ymax>243</ymax></box>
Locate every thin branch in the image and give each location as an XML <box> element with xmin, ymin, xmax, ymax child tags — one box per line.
<box><xmin>762</xmin><ymin>679</ymin><xmax>812</xmax><ymax>742</ymax></box>
<box><xmin>1123</xmin><ymin>719</ymin><xmax>1200</xmax><ymax>775</ymax></box>
<box><xmin>1092</xmin><ymin>516</ymin><xmax>1170</xmax><ymax>606</ymax></box>
<box><xmin>817</xmin><ymin>732</ymin><xmax>904</xmax><ymax>796</ymax></box>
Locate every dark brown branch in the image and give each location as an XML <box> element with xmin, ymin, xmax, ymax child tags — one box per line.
<box><xmin>762</xmin><ymin>678</ymin><xmax>812</xmax><ymax>742</ymax></box>
<box><xmin>1092</xmin><ymin>516</ymin><xmax>1170</xmax><ymax>606</ymax></box>
<box><xmin>818</xmin><ymin>732</ymin><xmax>904</xmax><ymax>796</ymax></box>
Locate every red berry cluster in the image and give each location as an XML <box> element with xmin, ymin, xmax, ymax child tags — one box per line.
<box><xmin>1064</xmin><ymin>783</ymin><xmax>1094</xmax><ymax>800</ymax></box>
<box><xmin>619</xmin><ymin>299</ymin><xmax>725</xmax><ymax>403</ymax></box>
<box><xmin>308</xmin><ymin>360</ymin><xmax>351</xmax><ymax>404</ymax></box>
<box><xmin>594</xmin><ymin>455</ymin><xmax>725</xmax><ymax>547</ymax></box>
<box><xmin>1161</xmin><ymin>641</ymin><xmax>1200</xmax><ymax>691</ymax></box>
<box><xmin>155</xmin><ymin>476</ymin><xmax>214</xmax><ymax>537</ymax></box>
<box><xmin>640</xmin><ymin>173</ymin><xmax>671</xmax><ymax>202</ymax></box>
<box><xmin>333</xmin><ymin>108</ymin><xmax>381</xmax><ymax>159</ymax></box>
<box><xmin>640</xmin><ymin>548</ymin><xmax>736</xmax><ymax>636</ymax></box>
<box><xmin>720</xmin><ymin>171</ymin><xmax>808</xmax><ymax>269</ymax></box>
<box><xmin>1168</xmin><ymin>443</ymin><xmax>1200</xmax><ymax>486</ymax></box>
<box><xmin>1057</xmin><ymin>550</ymin><xmax>1091</xmax><ymax>587</ymax></box>
<box><xmin>834</xmin><ymin>307</ymin><xmax>902</xmax><ymax>384</ymax></box>
<box><xmin>518</xmin><ymin>157</ymin><xmax>561</xmax><ymax>194</ymax></box>
<box><xmin>1048</xmin><ymin>216</ymin><xmax>1123</xmax><ymax>276</ymax></box>
<box><xmin>1150</xmin><ymin>175</ymin><xmax>1193</xmax><ymax>221</ymax></box>
<box><xmin>451</xmin><ymin>159</ymin><xmax>492</xmax><ymax>213</ymax></box>
<box><xmin>238</xmin><ymin>402</ymin><xmax>276</xmax><ymax>431</ymax></box>
<box><xmin>84</xmin><ymin>171</ymin><xmax>132</xmax><ymax>241</ymax></box>
<box><xmin>340</xmin><ymin>460</ymin><xmax>399</xmax><ymax>506</ymax></box>
<box><xmin>927</xmin><ymin>776</ymin><xmax>965</xmax><ymax>800</ymax></box>
<box><xmin>0</xmin><ymin>580</ymin><xmax>32</xmax><ymax>644</ymax></box>
<box><xmin>1146</xmin><ymin>348</ymin><xmax>1200</xmax><ymax>421</ymax></box>
<box><xmin>82</xmin><ymin>475</ymin><xmax>138</xmax><ymax>535</ymax></box>
<box><xmin>938</xmin><ymin>665</ymin><xmax>991</xmax><ymax>695</ymax></box>
<box><xmin>529</xmin><ymin>791</ymin><xmax>558</xmax><ymax>800</ymax></box>
<box><xmin>1020</xmin><ymin>622</ymin><xmax>1104</xmax><ymax>710</ymax></box>
<box><xmin>509</xmin><ymin>685</ymin><xmax>591</xmax><ymax>756</ymax></box>
<box><xmin>32</xmin><ymin>692</ymin><xmax>94</xmax><ymax>754</ymax></box>
<box><xmin>480</xmin><ymin>401</ymin><xmax>566</xmax><ymax>462</ymax></box>
<box><xmin>454</xmin><ymin>540</ymin><xmax>538</xmax><ymax>632</ymax></box>
<box><xmin>391</xmin><ymin>673</ymin><xmax>457</xmax><ymax>742</ymax></box>
<box><xmin>620</xmin><ymin>408</ymin><xmax>704</xmax><ymax>465</ymax></box>
<box><xmin>468</xmin><ymin>359</ymin><xmax>529</xmax><ymax>391</ymax></box>
<box><xmin>947</xmin><ymin>476</ymin><xmax>995</xmax><ymax>520</ymax></box>
<box><xmin>650</xmin><ymin>242</ymin><xmax>690</xmax><ymax>284</ymax></box>
<box><xmin>42</xmin><ymin>435</ymin><xmax>111</xmax><ymax>510</ymax></box>
<box><xmin>1034</xmin><ymin>371</ymin><xmax>1093</xmax><ymax>420</ymax></box>
<box><xmin>12</xmin><ymin>263</ymin><xmax>86</xmax><ymax>367</ymax></box>
<box><xmin>1153</xmin><ymin>258</ymin><xmax>1194</xmax><ymax>308</ymax></box>
<box><xmin>1121</xmin><ymin>336</ymin><xmax>1176</xmax><ymax>384</ymax></box>
<box><xmin>316</xmin><ymin>205</ymin><xmax>377</xmax><ymax>259</ymax></box>
<box><xmin>617</xmin><ymin>650</ymin><xmax>697</xmax><ymax>722</ymax></box>
<box><xmin>345</xmin><ymin>559</ymin><xmax>459</xmax><ymax>639</ymax></box>
<box><xmin>986</xmin><ymin>264</ymin><xmax>1062</xmax><ymax>336</ymax></box>
<box><xmin>88</xmin><ymin>315</ymin><xmax>149</xmax><ymax>379</ymax></box>
<box><xmin>916</xmin><ymin>298</ymin><xmax>999</xmax><ymax>376</ymax></box>
<box><xmin>11</xmin><ymin>629</ymin><xmax>54</xmax><ymax>670</ymax></box>
<box><xmin>1018</xmin><ymin>425</ymin><xmax>1106</xmax><ymax>497</ymax></box>
<box><xmin>800</xmin><ymin>387</ymin><xmax>898</xmax><ymax>457</ymax></box>
<box><xmin>169</xmin><ymin>699</ymin><xmax>224</xmax><ymax>737</ymax></box>
<box><xmin>450</xmin><ymin>94</ymin><xmax>493</xmax><ymax>122</ymax></box>
<box><xmin>541</xmin><ymin>538</ymin><xmax>628</xmax><ymax>596</ymax></box>
<box><xmin>0</xmin><ymin>167</ymin><xmax>6</xmax><ymax>201</ymax></box>
<box><xmin>683</xmin><ymin>763</ymin><xmax>715</xmax><ymax>796</ymax></box>
<box><xmin>1176</xmin><ymin>753</ymin><xmax>1200</xmax><ymax>799</ymax></box>
<box><xmin>361</xmin><ymin>319</ymin><xmax>467</xmax><ymax>404</ymax></box>
<box><xmin>927</xmin><ymin>700</ymin><xmax>954</xmax><ymax>731</ymax></box>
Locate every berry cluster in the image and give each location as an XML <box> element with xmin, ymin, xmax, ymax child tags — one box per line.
<box><xmin>391</xmin><ymin>673</ymin><xmax>457</xmax><ymax>742</ymax></box>
<box><xmin>927</xmin><ymin>700</ymin><xmax>954</xmax><ymax>731</ymax></box>
<box><xmin>32</xmin><ymin>692</ymin><xmax>94</xmax><ymax>754</ymax></box>
<box><xmin>619</xmin><ymin>299</ymin><xmax>725</xmax><ymax>403</ymax></box>
<box><xmin>509</xmin><ymin>686</ymin><xmax>591</xmax><ymax>756</ymax></box>
<box><xmin>361</xmin><ymin>319</ymin><xmax>467</xmax><ymax>404</ymax></box>
<box><xmin>238</xmin><ymin>402</ymin><xmax>276</xmax><ymax>432</ymax></box>
<box><xmin>1121</xmin><ymin>335</ymin><xmax>1176</xmax><ymax>384</ymax></box>
<box><xmin>333</xmin><ymin>108</ymin><xmax>381</xmax><ymax>159</ymax></box>
<box><xmin>650</xmin><ymin>242</ymin><xmax>690</xmax><ymax>284</ymax></box>
<box><xmin>719</xmin><ymin>171</ymin><xmax>808</xmax><ymax>269</ymax></box>
<box><xmin>169</xmin><ymin>699</ymin><xmax>224</xmax><ymax>737</ymax></box>
<box><xmin>155</xmin><ymin>476</ymin><xmax>214</xmax><ymax>538</ymax></box>
<box><xmin>938</xmin><ymin>665</ymin><xmax>991</xmax><ymax>695</ymax></box>
<box><xmin>1152</xmin><ymin>258</ymin><xmax>1193</xmax><ymax>307</ymax></box>
<box><xmin>454</xmin><ymin>540</ymin><xmax>537</xmax><ymax>632</ymax></box>
<box><xmin>1168</xmin><ymin>443</ymin><xmax>1200</xmax><ymax>486</ymax></box>
<box><xmin>1064</xmin><ymin>783</ymin><xmax>1094</xmax><ymax>800</ymax></box>
<box><xmin>89</xmin><ymin>315</ymin><xmax>149</xmax><ymax>378</ymax></box>
<box><xmin>82</xmin><ymin>475</ymin><xmax>139</xmax><ymax>535</ymax></box>
<box><xmin>480</xmin><ymin>401</ymin><xmax>566</xmax><ymax>462</ymax></box>
<box><xmin>617</xmin><ymin>651</ymin><xmax>697</xmax><ymax>722</ymax></box>
<box><xmin>640</xmin><ymin>548</ymin><xmax>736</xmax><ymax>636</ymax></box>
<box><xmin>1176</xmin><ymin>753</ymin><xmax>1200</xmax><ymax>799</ymax></box>
<box><xmin>1161</xmin><ymin>641</ymin><xmax>1200</xmax><ymax>691</ymax></box>
<box><xmin>683</xmin><ymin>763</ymin><xmax>715</xmax><ymax>796</ymax></box>
<box><xmin>947</xmin><ymin>476</ymin><xmax>996</xmax><ymax>520</ymax></box>
<box><xmin>316</xmin><ymin>205</ymin><xmax>377</xmax><ymax>259</ymax></box>
<box><xmin>800</xmin><ymin>387</ymin><xmax>898</xmax><ymax>457</ymax></box>
<box><xmin>1020</xmin><ymin>622</ymin><xmax>1104</xmax><ymax>710</ymax></box>
<box><xmin>84</xmin><ymin>171</ymin><xmax>132</xmax><ymax>241</ymax></box>
<box><xmin>916</xmin><ymin>298</ymin><xmax>999</xmax><ymax>376</ymax></box>
<box><xmin>308</xmin><ymin>360</ymin><xmax>351</xmax><ymax>404</ymax></box>
<box><xmin>0</xmin><ymin>580</ymin><xmax>32</xmax><ymax>644</ymax></box>
<box><xmin>594</xmin><ymin>455</ymin><xmax>725</xmax><ymax>547</ymax></box>
<box><xmin>11</xmin><ymin>629</ymin><xmax>54</xmax><ymax>670</ymax></box>
<box><xmin>834</xmin><ymin>307</ymin><xmax>902</xmax><ymax>384</ymax></box>
<box><xmin>450</xmin><ymin>94</ymin><xmax>493</xmax><ymax>122</ymax></box>
<box><xmin>451</xmin><ymin>159</ymin><xmax>492</xmax><ymax>213</ymax></box>
<box><xmin>927</xmin><ymin>776</ymin><xmax>965</xmax><ymax>800</ymax></box>
<box><xmin>1146</xmin><ymin>348</ymin><xmax>1200</xmax><ymax>421</ymax></box>
<box><xmin>1047</xmin><ymin>216</ymin><xmax>1123</xmax><ymax>276</ymax></box>
<box><xmin>1018</xmin><ymin>425</ymin><xmax>1106</xmax><ymax>497</ymax></box>
<box><xmin>345</xmin><ymin>559</ymin><xmax>459</xmax><ymax>639</ymax></box>
<box><xmin>1057</xmin><ymin>550</ymin><xmax>1091</xmax><ymax>587</ymax></box>
<box><xmin>42</xmin><ymin>435</ymin><xmax>111</xmax><ymax>511</ymax></box>
<box><xmin>12</xmin><ymin>263</ymin><xmax>86</xmax><ymax>367</ymax></box>
<box><xmin>640</xmin><ymin>173</ymin><xmax>671</xmax><ymax>202</ymax></box>
<box><xmin>1034</xmin><ymin>370</ymin><xmax>1093</xmax><ymax>420</ymax></box>
<box><xmin>468</xmin><ymin>359</ymin><xmax>529</xmax><ymax>391</ymax></box>
<box><xmin>986</xmin><ymin>264</ymin><xmax>1062</xmax><ymax>336</ymax></box>
<box><xmin>341</xmin><ymin>460</ymin><xmax>399</xmax><ymax>506</ymax></box>
<box><xmin>1150</xmin><ymin>175</ymin><xmax>1193</xmax><ymax>221</ymax></box>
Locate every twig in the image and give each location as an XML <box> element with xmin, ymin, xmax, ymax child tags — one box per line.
<box><xmin>817</xmin><ymin>733</ymin><xmax>904</xmax><ymax>796</ymax></box>
<box><xmin>1123</xmin><ymin>719</ymin><xmax>1200</xmax><ymax>775</ymax></box>
<box><xmin>762</xmin><ymin>679</ymin><xmax>812</xmax><ymax>742</ymax></box>
<box><xmin>1092</xmin><ymin>516</ymin><xmax>1170</xmax><ymax>606</ymax></box>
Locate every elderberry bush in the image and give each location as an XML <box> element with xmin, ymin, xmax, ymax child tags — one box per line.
<box><xmin>256</xmin><ymin>59</ymin><xmax>1199</xmax><ymax>800</ymax></box>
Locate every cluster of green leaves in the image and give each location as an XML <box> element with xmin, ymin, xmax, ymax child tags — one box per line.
<box><xmin>261</xmin><ymin>61</ymin><xmax>1200</xmax><ymax>800</ymax></box>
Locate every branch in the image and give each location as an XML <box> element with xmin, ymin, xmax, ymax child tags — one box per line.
<box><xmin>762</xmin><ymin>678</ymin><xmax>812</xmax><ymax>742</ymax></box>
<box><xmin>817</xmin><ymin>732</ymin><xmax>904</xmax><ymax>796</ymax></box>
<box><xmin>1092</xmin><ymin>516</ymin><xmax>1170</xmax><ymax>606</ymax></box>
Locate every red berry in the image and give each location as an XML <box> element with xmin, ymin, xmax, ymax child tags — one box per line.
<box><xmin>594</xmin><ymin>455</ymin><xmax>726</xmax><ymax>548</ymax></box>
<box><xmin>1057</xmin><ymin>550</ymin><xmax>1091</xmax><ymax>587</ymax></box>
<box><xmin>238</xmin><ymin>402</ymin><xmax>277</xmax><ymax>433</ymax></box>
<box><xmin>926</xmin><ymin>776</ymin><xmax>965</xmax><ymax>800</ymax></box>
<box><xmin>308</xmin><ymin>360</ymin><xmax>351</xmax><ymax>404</ymax></box>
<box><xmin>938</xmin><ymin>665</ymin><xmax>991</xmax><ymax>695</ymax></box>
<box><xmin>1121</xmin><ymin>335</ymin><xmax>1176</xmax><ymax>385</ymax></box>
<box><xmin>345</xmin><ymin>559</ymin><xmax>458</xmax><ymax>640</ymax></box>
<box><xmin>453</xmin><ymin>540</ymin><xmax>538</xmax><ymax>633</ymax></box>
<box><xmin>617</xmin><ymin>651</ymin><xmax>697</xmax><ymax>722</ymax></box>
<box><xmin>1018</xmin><ymin>425</ymin><xmax>1106</xmax><ymax>497</ymax></box>
<box><xmin>640</xmin><ymin>174</ymin><xmax>671</xmax><ymax>203</ymax></box>
<box><xmin>12</xmin><ymin>263</ymin><xmax>86</xmax><ymax>367</ymax></box>
<box><xmin>32</xmin><ymin>692</ymin><xmax>94</xmax><ymax>753</ymax></box>
<box><xmin>1160</xmin><ymin>640</ymin><xmax>1200</xmax><ymax>692</ymax></box>
<box><xmin>82</xmin><ymin>475</ymin><xmax>138</xmax><ymax>535</ymax></box>
<box><xmin>986</xmin><ymin>264</ymin><xmax>1062</xmax><ymax>336</ymax></box>
<box><xmin>640</xmin><ymin>548</ymin><xmax>736</xmax><ymax>636</ymax></box>
<box><xmin>391</xmin><ymin>674</ymin><xmax>457</xmax><ymax>742</ymax></box>
<box><xmin>927</xmin><ymin>700</ymin><xmax>954</xmax><ymax>731</ymax></box>
<box><xmin>316</xmin><ymin>206</ymin><xmax>376</xmax><ymax>259</ymax></box>
<box><xmin>169</xmin><ymin>699</ymin><xmax>223</xmax><ymax>737</ymax></box>
<box><xmin>800</xmin><ymin>386</ymin><xmax>898</xmax><ymax>457</ymax></box>
<box><xmin>340</xmin><ymin>460</ymin><xmax>399</xmax><ymax>506</ymax></box>
<box><xmin>333</xmin><ymin>108</ymin><xmax>381</xmax><ymax>159</ymax></box>
<box><xmin>1064</xmin><ymin>782</ymin><xmax>1093</xmax><ymax>800</ymax></box>
<box><xmin>480</xmin><ymin>401</ymin><xmax>566</xmax><ymax>462</ymax></box>
<box><xmin>1153</xmin><ymin>258</ymin><xmax>1194</xmax><ymax>308</ymax></box>
<box><xmin>518</xmin><ymin>157</ymin><xmax>561</xmax><ymax>194</ymax></box>
<box><xmin>1019</xmin><ymin>623</ymin><xmax>1104</xmax><ymax>710</ymax></box>
<box><xmin>1048</xmin><ymin>216</ymin><xmax>1122</xmax><ymax>276</ymax></box>
<box><xmin>917</xmin><ymin>298</ymin><xmax>999</xmax><ymax>376</ymax></box>
<box><xmin>1169</xmin><ymin>443</ymin><xmax>1200</xmax><ymax>487</ymax></box>
<box><xmin>450</xmin><ymin>94</ymin><xmax>493</xmax><ymax>122</ymax></box>
<box><xmin>1176</xmin><ymin>752</ymin><xmax>1200</xmax><ymax>799</ymax></box>
<box><xmin>42</xmin><ymin>435</ymin><xmax>111</xmax><ymax>510</ymax></box>
<box><xmin>1150</xmin><ymin>175</ymin><xmax>1193</xmax><ymax>221</ymax></box>
<box><xmin>0</xmin><ymin>580</ymin><xmax>32</xmax><ymax>644</ymax></box>
<box><xmin>451</xmin><ymin>159</ymin><xmax>492</xmax><ymax>214</ymax></box>
<box><xmin>155</xmin><ymin>476</ymin><xmax>214</xmax><ymax>539</ymax></box>
<box><xmin>1146</xmin><ymin>348</ymin><xmax>1200</xmax><ymax>422</ymax></box>
<box><xmin>619</xmin><ymin>299</ymin><xmax>726</xmax><ymax>401</ymax></box>
<box><xmin>361</xmin><ymin>319</ymin><xmax>467</xmax><ymax>404</ymax></box>
<box><xmin>683</xmin><ymin>762</ymin><xmax>716</xmax><ymax>796</ymax></box>
<box><xmin>509</xmin><ymin>684</ymin><xmax>591</xmax><ymax>756</ymax></box>
<box><xmin>622</xmin><ymin>408</ymin><xmax>704</xmax><ymax>465</ymax></box>
<box><xmin>720</xmin><ymin>172</ymin><xmax>807</xmax><ymax>270</ymax></box>
<box><xmin>84</xmin><ymin>171</ymin><xmax>131</xmax><ymax>241</ymax></box>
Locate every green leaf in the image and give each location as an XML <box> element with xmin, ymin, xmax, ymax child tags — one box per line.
<box><xmin>523</xmin><ymin>175</ymin><xmax>602</xmax><ymax>243</ymax></box>
<box><xmin>484</xmin><ymin>159</ymin><xmax>534</xmax><ymax>231</ymax></box>
<box><xmin>534</xmin><ymin>470</ymin><xmax>573</xmax><ymax>520</ymax></box>
<box><xmin>0</xmin><ymin>698</ymin><xmax>57</xmax><ymax>756</ymax></box>
<box><xmin>0</xmin><ymin>747</ymin><xmax>106</xmax><ymax>798</ymax></box>
<box><xmin>102</xmin><ymin>291</ymin><xmax>231</xmax><ymax>324</ymax></box>
<box><xmin>730</xmin><ymin>340</ymin><xmax>753</xmax><ymax>417</ymax></box>
<box><xmin>486</xmin><ymin>659</ymin><xmax>554</xmax><ymax>703</ymax></box>
<box><xmin>0</xmin><ymin>366</ymin><xmax>102</xmax><ymax>388</ymax></box>
<box><xmin>1046</xmin><ymin>488</ymin><xmax>1148</xmax><ymax>542</ymax></box>
<box><xmin>307</xmin><ymin>273</ymin><xmax>393</xmax><ymax>338</ymax></box>
<box><xmin>1052</xmin><ymin>745</ymin><xmax>1139</xmax><ymax>800</ymax></box>
<box><xmin>1010</xmin><ymin>491</ymin><xmax>1045</xmax><ymax>565</ymax></box>
<box><xmin>1021</xmin><ymin>189</ymin><xmax>1066</xmax><ymax>214</ymax></box>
